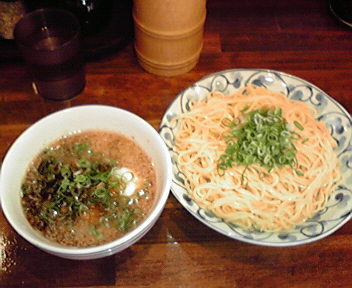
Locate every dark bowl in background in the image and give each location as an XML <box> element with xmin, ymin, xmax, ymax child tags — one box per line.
<box><xmin>0</xmin><ymin>0</ymin><xmax>134</xmax><ymax>61</ymax></box>
<box><xmin>330</xmin><ymin>0</ymin><xmax>352</xmax><ymax>27</ymax></box>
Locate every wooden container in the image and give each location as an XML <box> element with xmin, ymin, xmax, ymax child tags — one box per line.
<box><xmin>133</xmin><ymin>0</ymin><xmax>206</xmax><ymax>76</ymax></box>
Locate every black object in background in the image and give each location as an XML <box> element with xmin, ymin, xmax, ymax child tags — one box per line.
<box><xmin>24</xmin><ymin>0</ymin><xmax>114</xmax><ymax>37</ymax></box>
<box><xmin>330</xmin><ymin>0</ymin><xmax>352</xmax><ymax>27</ymax></box>
<box><xmin>1</xmin><ymin>0</ymin><xmax>134</xmax><ymax>61</ymax></box>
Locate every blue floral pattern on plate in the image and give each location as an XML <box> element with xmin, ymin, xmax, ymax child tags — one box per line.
<box><xmin>159</xmin><ymin>69</ymin><xmax>352</xmax><ymax>247</ymax></box>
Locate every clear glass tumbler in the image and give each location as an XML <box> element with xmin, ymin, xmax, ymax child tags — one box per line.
<box><xmin>14</xmin><ymin>8</ymin><xmax>86</xmax><ymax>101</ymax></box>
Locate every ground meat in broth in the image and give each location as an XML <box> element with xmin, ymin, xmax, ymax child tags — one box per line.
<box><xmin>21</xmin><ymin>130</ymin><xmax>157</xmax><ymax>247</ymax></box>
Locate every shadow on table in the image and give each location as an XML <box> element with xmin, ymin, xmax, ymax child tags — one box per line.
<box><xmin>0</xmin><ymin>227</ymin><xmax>116</xmax><ymax>288</ymax></box>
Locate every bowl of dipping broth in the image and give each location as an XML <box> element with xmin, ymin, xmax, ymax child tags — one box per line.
<box><xmin>0</xmin><ymin>105</ymin><xmax>172</xmax><ymax>260</ymax></box>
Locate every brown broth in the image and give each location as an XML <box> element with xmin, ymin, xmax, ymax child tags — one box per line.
<box><xmin>21</xmin><ymin>130</ymin><xmax>157</xmax><ymax>247</ymax></box>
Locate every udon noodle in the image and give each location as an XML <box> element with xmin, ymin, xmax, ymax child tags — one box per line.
<box><xmin>172</xmin><ymin>85</ymin><xmax>340</xmax><ymax>232</ymax></box>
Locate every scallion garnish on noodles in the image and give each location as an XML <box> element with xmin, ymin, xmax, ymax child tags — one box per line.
<box><xmin>217</xmin><ymin>107</ymin><xmax>304</xmax><ymax>177</ymax></box>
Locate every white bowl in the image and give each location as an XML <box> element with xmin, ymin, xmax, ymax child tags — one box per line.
<box><xmin>0</xmin><ymin>105</ymin><xmax>172</xmax><ymax>260</ymax></box>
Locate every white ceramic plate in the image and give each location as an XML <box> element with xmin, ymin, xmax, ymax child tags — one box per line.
<box><xmin>159</xmin><ymin>69</ymin><xmax>352</xmax><ymax>247</ymax></box>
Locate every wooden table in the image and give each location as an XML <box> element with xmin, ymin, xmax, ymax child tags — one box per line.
<box><xmin>1</xmin><ymin>0</ymin><xmax>352</xmax><ymax>287</ymax></box>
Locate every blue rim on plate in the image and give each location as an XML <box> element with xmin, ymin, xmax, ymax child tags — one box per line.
<box><xmin>159</xmin><ymin>68</ymin><xmax>352</xmax><ymax>247</ymax></box>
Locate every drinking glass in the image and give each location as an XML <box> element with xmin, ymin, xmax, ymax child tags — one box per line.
<box><xmin>14</xmin><ymin>8</ymin><xmax>85</xmax><ymax>101</ymax></box>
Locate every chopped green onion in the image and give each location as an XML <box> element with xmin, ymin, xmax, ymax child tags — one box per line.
<box><xmin>295</xmin><ymin>170</ymin><xmax>304</xmax><ymax>176</ymax></box>
<box><xmin>90</xmin><ymin>225</ymin><xmax>104</xmax><ymax>240</ymax></box>
<box><xmin>217</xmin><ymin>107</ymin><xmax>304</xmax><ymax>177</ymax></box>
<box><xmin>294</xmin><ymin>121</ymin><xmax>304</xmax><ymax>131</ymax></box>
<box><xmin>21</xmin><ymin>141</ymin><xmax>144</xmax><ymax>237</ymax></box>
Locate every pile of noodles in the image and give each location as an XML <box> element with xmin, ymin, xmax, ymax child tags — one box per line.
<box><xmin>172</xmin><ymin>85</ymin><xmax>340</xmax><ymax>232</ymax></box>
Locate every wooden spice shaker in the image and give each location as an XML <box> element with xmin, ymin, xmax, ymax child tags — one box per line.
<box><xmin>133</xmin><ymin>0</ymin><xmax>206</xmax><ymax>76</ymax></box>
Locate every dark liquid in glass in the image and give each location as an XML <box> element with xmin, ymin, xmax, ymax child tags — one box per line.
<box><xmin>25</xmin><ymin>29</ymin><xmax>85</xmax><ymax>100</ymax></box>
